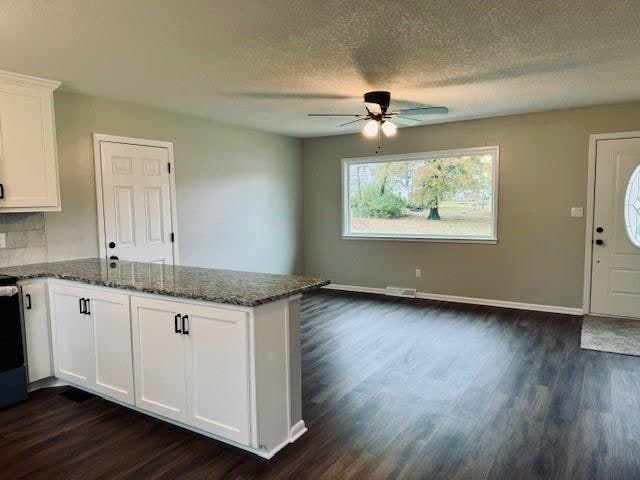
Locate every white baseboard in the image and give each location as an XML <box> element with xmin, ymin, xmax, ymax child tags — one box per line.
<box><xmin>323</xmin><ymin>284</ymin><xmax>584</xmax><ymax>316</ymax></box>
<box><xmin>289</xmin><ymin>420</ymin><xmax>308</xmax><ymax>442</ymax></box>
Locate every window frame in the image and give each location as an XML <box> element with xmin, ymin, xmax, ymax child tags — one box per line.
<box><xmin>341</xmin><ymin>146</ymin><xmax>500</xmax><ymax>243</ymax></box>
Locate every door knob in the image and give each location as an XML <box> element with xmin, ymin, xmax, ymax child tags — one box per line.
<box><xmin>108</xmin><ymin>241</ymin><xmax>116</xmax><ymax>249</ymax></box>
<box><xmin>595</xmin><ymin>239</ymin><xmax>604</xmax><ymax>246</ymax></box>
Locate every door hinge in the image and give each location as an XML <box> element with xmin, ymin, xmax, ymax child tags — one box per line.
<box><xmin>167</xmin><ymin>162</ymin><xmax>171</xmax><ymax>174</ymax></box>
<box><xmin>170</xmin><ymin>232</ymin><xmax>175</xmax><ymax>243</ymax></box>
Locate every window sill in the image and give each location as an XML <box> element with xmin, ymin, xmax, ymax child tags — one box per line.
<box><xmin>341</xmin><ymin>234</ymin><xmax>498</xmax><ymax>244</ymax></box>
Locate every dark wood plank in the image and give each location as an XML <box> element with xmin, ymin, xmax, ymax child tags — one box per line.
<box><xmin>1</xmin><ymin>290</ymin><xmax>639</xmax><ymax>479</ymax></box>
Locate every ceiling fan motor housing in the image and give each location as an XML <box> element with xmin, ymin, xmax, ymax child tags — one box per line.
<box><xmin>364</xmin><ymin>91</ymin><xmax>391</xmax><ymax>113</ymax></box>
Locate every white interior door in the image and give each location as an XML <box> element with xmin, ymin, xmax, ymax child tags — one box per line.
<box><xmin>591</xmin><ymin>137</ymin><xmax>640</xmax><ymax>318</ymax></box>
<box><xmin>99</xmin><ymin>140</ymin><xmax>175</xmax><ymax>264</ymax></box>
<box><xmin>185</xmin><ymin>305</ymin><xmax>250</xmax><ymax>445</ymax></box>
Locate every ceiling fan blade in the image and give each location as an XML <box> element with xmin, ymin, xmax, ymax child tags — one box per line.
<box><xmin>340</xmin><ymin>118</ymin><xmax>367</xmax><ymax>127</ymax></box>
<box><xmin>364</xmin><ymin>102</ymin><xmax>382</xmax><ymax>115</ymax></box>
<box><xmin>308</xmin><ymin>113</ymin><xmax>365</xmax><ymax>117</ymax></box>
<box><xmin>395</xmin><ymin>106</ymin><xmax>449</xmax><ymax>115</ymax></box>
<box><xmin>395</xmin><ymin>116</ymin><xmax>422</xmax><ymax>122</ymax></box>
<box><xmin>393</xmin><ymin>116</ymin><xmax>423</xmax><ymax>126</ymax></box>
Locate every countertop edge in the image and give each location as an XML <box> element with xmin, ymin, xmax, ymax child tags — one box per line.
<box><xmin>13</xmin><ymin>272</ymin><xmax>331</xmax><ymax>307</ymax></box>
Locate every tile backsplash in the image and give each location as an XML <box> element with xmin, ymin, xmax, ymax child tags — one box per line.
<box><xmin>0</xmin><ymin>213</ymin><xmax>47</xmax><ymax>267</ymax></box>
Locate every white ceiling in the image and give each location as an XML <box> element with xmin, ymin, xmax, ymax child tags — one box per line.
<box><xmin>1</xmin><ymin>0</ymin><xmax>640</xmax><ymax>138</ymax></box>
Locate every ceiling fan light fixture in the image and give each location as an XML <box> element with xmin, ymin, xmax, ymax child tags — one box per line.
<box><xmin>362</xmin><ymin>119</ymin><xmax>379</xmax><ymax>138</ymax></box>
<box><xmin>381</xmin><ymin>121</ymin><xmax>397</xmax><ymax>137</ymax></box>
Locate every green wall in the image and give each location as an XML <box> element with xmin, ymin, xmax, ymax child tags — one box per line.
<box><xmin>302</xmin><ymin>102</ymin><xmax>640</xmax><ymax>308</ymax></box>
<box><xmin>47</xmin><ymin>91</ymin><xmax>303</xmax><ymax>274</ymax></box>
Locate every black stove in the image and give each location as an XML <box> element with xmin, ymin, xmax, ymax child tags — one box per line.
<box><xmin>0</xmin><ymin>273</ymin><xmax>27</xmax><ymax>408</ymax></box>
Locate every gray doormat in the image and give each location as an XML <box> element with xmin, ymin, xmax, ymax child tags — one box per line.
<box><xmin>581</xmin><ymin>316</ymin><xmax>640</xmax><ymax>356</ymax></box>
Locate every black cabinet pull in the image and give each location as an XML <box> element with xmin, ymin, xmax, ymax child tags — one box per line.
<box><xmin>85</xmin><ymin>299</ymin><xmax>90</xmax><ymax>315</ymax></box>
<box><xmin>595</xmin><ymin>239</ymin><xmax>604</xmax><ymax>246</ymax></box>
<box><xmin>109</xmin><ymin>255</ymin><xmax>119</xmax><ymax>260</ymax></box>
<box><xmin>0</xmin><ymin>183</ymin><xmax>4</xmax><ymax>199</ymax></box>
<box><xmin>174</xmin><ymin>314</ymin><xmax>182</xmax><ymax>333</ymax></box>
<box><xmin>25</xmin><ymin>293</ymin><xmax>32</xmax><ymax>310</ymax></box>
<box><xmin>182</xmin><ymin>315</ymin><xmax>189</xmax><ymax>335</ymax></box>
<box><xmin>79</xmin><ymin>298</ymin><xmax>85</xmax><ymax>314</ymax></box>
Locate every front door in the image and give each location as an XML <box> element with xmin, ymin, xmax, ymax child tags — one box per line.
<box><xmin>590</xmin><ymin>137</ymin><xmax>640</xmax><ymax>318</ymax></box>
<box><xmin>99</xmin><ymin>140</ymin><xmax>175</xmax><ymax>264</ymax></box>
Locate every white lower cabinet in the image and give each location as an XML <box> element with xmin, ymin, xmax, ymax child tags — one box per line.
<box><xmin>91</xmin><ymin>290</ymin><xmax>134</xmax><ymax>404</ymax></box>
<box><xmin>21</xmin><ymin>280</ymin><xmax>52</xmax><ymax>382</ymax></box>
<box><xmin>49</xmin><ymin>282</ymin><xmax>134</xmax><ymax>404</ymax></box>
<box><xmin>185</xmin><ymin>303</ymin><xmax>250</xmax><ymax>445</ymax></box>
<box><xmin>50</xmin><ymin>284</ymin><xmax>95</xmax><ymax>389</ymax></box>
<box><xmin>130</xmin><ymin>296</ymin><xmax>188</xmax><ymax>422</ymax></box>
<box><xmin>131</xmin><ymin>296</ymin><xmax>251</xmax><ymax>445</ymax></box>
<box><xmin>48</xmin><ymin>280</ymin><xmax>298</xmax><ymax>457</ymax></box>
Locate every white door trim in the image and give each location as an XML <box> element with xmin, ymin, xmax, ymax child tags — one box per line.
<box><xmin>92</xmin><ymin>134</ymin><xmax>180</xmax><ymax>264</ymax></box>
<box><xmin>583</xmin><ymin>130</ymin><xmax>640</xmax><ymax>314</ymax></box>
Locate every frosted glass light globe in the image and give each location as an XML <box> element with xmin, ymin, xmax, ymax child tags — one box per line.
<box><xmin>362</xmin><ymin>119</ymin><xmax>379</xmax><ymax>138</ymax></box>
<box><xmin>381</xmin><ymin>121</ymin><xmax>397</xmax><ymax>137</ymax></box>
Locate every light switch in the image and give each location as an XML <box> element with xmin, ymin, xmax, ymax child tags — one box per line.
<box><xmin>571</xmin><ymin>207</ymin><xmax>584</xmax><ymax>218</ymax></box>
<box><xmin>0</xmin><ymin>233</ymin><xmax>5</xmax><ymax>248</ymax></box>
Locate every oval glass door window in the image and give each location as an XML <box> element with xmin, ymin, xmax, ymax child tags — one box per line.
<box><xmin>625</xmin><ymin>165</ymin><xmax>640</xmax><ymax>247</ymax></box>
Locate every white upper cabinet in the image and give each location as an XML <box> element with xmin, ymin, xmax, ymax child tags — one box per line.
<box><xmin>0</xmin><ymin>70</ymin><xmax>61</xmax><ymax>212</ymax></box>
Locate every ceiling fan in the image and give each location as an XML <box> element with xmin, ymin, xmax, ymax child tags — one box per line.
<box><xmin>308</xmin><ymin>91</ymin><xmax>448</xmax><ymax>140</ymax></box>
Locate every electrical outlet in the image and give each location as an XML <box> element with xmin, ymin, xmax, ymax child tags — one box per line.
<box><xmin>0</xmin><ymin>233</ymin><xmax>6</xmax><ymax>249</ymax></box>
<box><xmin>571</xmin><ymin>207</ymin><xmax>584</xmax><ymax>218</ymax></box>
<box><xmin>415</xmin><ymin>268</ymin><xmax>422</xmax><ymax>278</ymax></box>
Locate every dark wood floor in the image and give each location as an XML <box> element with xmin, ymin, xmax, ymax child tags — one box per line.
<box><xmin>1</xmin><ymin>290</ymin><xmax>639</xmax><ymax>479</ymax></box>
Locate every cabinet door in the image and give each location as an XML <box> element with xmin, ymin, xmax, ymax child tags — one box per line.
<box><xmin>90</xmin><ymin>290</ymin><xmax>134</xmax><ymax>404</ymax></box>
<box><xmin>131</xmin><ymin>296</ymin><xmax>187</xmax><ymax>422</ymax></box>
<box><xmin>49</xmin><ymin>284</ymin><xmax>94</xmax><ymax>388</ymax></box>
<box><xmin>0</xmin><ymin>83</ymin><xmax>59</xmax><ymax>209</ymax></box>
<box><xmin>21</xmin><ymin>281</ymin><xmax>52</xmax><ymax>382</ymax></box>
<box><xmin>185</xmin><ymin>304</ymin><xmax>250</xmax><ymax>445</ymax></box>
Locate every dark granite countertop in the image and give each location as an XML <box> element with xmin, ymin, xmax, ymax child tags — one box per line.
<box><xmin>0</xmin><ymin>258</ymin><xmax>330</xmax><ymax>307</ymax></box>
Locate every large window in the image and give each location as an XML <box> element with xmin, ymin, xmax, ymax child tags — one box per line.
<box><xmin>342</xmin><ymin>147</ymin><xmax>499</xmax><ymax>242</ymax></box>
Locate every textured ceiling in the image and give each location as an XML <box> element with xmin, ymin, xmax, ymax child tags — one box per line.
<box><xmin>1</xmin><ymin>0</ymin><xmax>640</xmax><ymax>137</ymax></box>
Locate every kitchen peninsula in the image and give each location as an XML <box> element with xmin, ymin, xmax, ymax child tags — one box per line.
<box><xmin>0</xmin><ymin>259</ymin><xmax>329</xmax><ymax>459</ymax></box>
